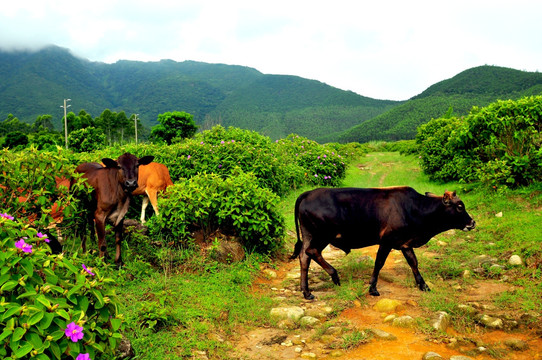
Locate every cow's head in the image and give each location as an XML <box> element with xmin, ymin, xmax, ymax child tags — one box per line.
<box><xmin>102</xmin><ymin>153</ymin><xmax>154</xmax><ymax>192</ymax></box>
<box><xmin>441</xmin><ymin>190</ymin><xmax>476</xmax><ymax>231</ymax></box>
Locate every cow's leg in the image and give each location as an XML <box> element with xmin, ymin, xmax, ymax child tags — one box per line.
<box><xmin>369</xmin><ymin>245</ymin><xmax>392</xmax><ymax>296</ymax></box>
<box><xmin>305</xmin><ymin>245</ymin><xmax>340</xmax><ymax>286</ymax></box>
<box><xmin>147</xmin><ymin>189</ymin><xmax>160</xmax><ymax>215</ymax></box>
<box><xmin>140</xmin><ymin>195</ymin><xmax>149</xmax><ymax>223</ymax></box>
<box><xmin>299</xmin><ymin>248</ymin><xmax>313</xmax><ymax>300</ymax></box>
<box><xmin>114</xmin><ymin>219</ymin><xmax>124</xmax><ymax>267</ymax></box>
<box><xmin>401</xmin><ymin>247</ymin><xmax>430</xmax><ymax>292</ymax></box>
<box><xmin>94</xmin><ymin>212</ymin><xmax>108</xmax><ymax>259</ymax></box>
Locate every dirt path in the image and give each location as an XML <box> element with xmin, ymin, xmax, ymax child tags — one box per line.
<box><xmin>232</xmin><ymin>244</ymin><xmax>542</xmax><ymax>360</ymax></box>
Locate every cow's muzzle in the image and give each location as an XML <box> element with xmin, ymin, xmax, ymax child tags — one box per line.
<box><xmin>462</xmin><ymin>219</ymin><xmax>476</xmax><ymax>231</ymax></box>
<box><xmin>125</xmin><ymin>179</ymin><xmax>138</xmax><ymax>192</ymax></box>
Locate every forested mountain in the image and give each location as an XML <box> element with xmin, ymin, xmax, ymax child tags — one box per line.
<box><xmin>336</xmin><ymin>66</ymin><xmax>542</xmax><ymax>143</ymax></box>
<box><xmin>0</xmin><ymin>46</ymin><xmax>399</xmax><ymax>141</ymax></box>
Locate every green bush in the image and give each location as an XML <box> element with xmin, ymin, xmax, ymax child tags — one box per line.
<box><xmin>147</xmin><ymin>168</ymin><xmax>284</xmax><ymax>254</ymax></box>
<box><xmin>0</xmin><ymin>216</ymin><xmax>124</xmax><ymax>359</ymax></box>
<box><xmin>417</xmin><ymin>96</ymin><xmax>542</xmax><ymax>188</ymax></box>
<box><xmin>68</xmin><ymin>127</ymin><xmax>106</xmax><ymax>153</ymax></box>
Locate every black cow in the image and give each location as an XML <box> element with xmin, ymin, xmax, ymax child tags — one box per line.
<box><xmin>291</xmin><ymin>186</ymin><xmax>476</xmax><ymax>300</ymax></box>
<box><xmin>75</xmin><ymin>153</ymin><xmax>154</xmax><ymax>265</ymax></box>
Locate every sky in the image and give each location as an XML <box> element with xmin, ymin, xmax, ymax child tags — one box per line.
<box><xmin>1</xmin><ymin>0</ymin><xmax>541</xmax><ymax>100</ymax></box>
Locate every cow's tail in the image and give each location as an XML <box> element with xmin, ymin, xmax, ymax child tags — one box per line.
<box><xmin>290</xmin><ymin>192</ymin><xmax>306</xmax><ymax>260</ymax></box>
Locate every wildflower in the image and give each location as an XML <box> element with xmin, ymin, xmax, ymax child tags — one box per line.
<box><xmin>220</xmin><ymin>140</ymin><xmax>225</xmax><ymax>144</ymax></box>
<box><xmin>200</xmin><ymin>141</ymin><xmax>204</xmax><ymax>145</ymax></box>
<box><xmin>76</xmin><ymin>354</ymin><xmax>91</xmax><ymax>360</ymax></box>
<box><xmin>324</xmin><ymin>154</ymin><xmax>327</xmax><ymax>158</ymax></box>
<box><xmin>37</xmin><ymin>232</ymin><xmax>50</xmax><ymax>243</ymax></box>
<box><xmin>187</xmin><ymin>155</ymin><xmax>191</xmax><ymax>160</ymax></box>
<box><xmin>1</xmin><ymin>213</ymin><xmax>14</xmax><ymax>220</ymax></box>
<box><xmin>82</xmin><ymin>264</ymin><xmax>95</xmax><ymax>276</ymax></box>
<box><xmin>15</xmin><ymin>238</ymin><xmax>32</xmax><ymax>253</ymax></box>
<box><xmin>231</xmin><ymin>139</ymin><xmax>235</xmax><ymax>143</ymax></box>
<box><xmin>65</xmin><ymin>322</ymin><xmax>84</xmax><ymax>342</ymax></box>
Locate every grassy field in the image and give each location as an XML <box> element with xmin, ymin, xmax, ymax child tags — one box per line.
<box><xmin>112</xmin><ymin>152</ymin><xmax>541</xmax><ymax>359</ymax></box>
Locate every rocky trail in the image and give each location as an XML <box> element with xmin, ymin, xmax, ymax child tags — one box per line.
<box><xmin>231</xmin><ymin>244</ymin><xmax>542</xmax><ymax>360</ymax></box>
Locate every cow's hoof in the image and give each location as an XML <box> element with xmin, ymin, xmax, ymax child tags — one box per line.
<box><xmin>303</xmin><ymin>293</ymin><xmax>315</xmax><ymax>300</ymax></box>
<box><xmin>419</xmin><ymin>283</ymin><xmax>431</xmax><ymax>292</ymax></box>
<box><xmin>369</xmin><ymin>287</ymin><xmax>380</xmax><ymax>296</ymax></box>
<box><xmin>331</xmin><ymin>273</ymin><xmax>341</xmax><ymax>286</ymax></box>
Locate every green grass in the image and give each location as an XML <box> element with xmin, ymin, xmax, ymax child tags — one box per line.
<box><xmin>92</xmin><ymin>151</ymin><xmax>540</xmax><ymax>359</ymax></box>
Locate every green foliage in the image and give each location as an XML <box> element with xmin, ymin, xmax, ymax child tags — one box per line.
<box><xmin>0</xmin><ymin>217</ymin><xmax>124</xmax><ymax>359</ymax></box>
<box><xmin>147</xmin><ymin>169</ymin><xmax>284</xmax><ymax>254</ymax></box>
<box><xmin>150</xmin><ymin>111</ymin><xmax>198</xmax><ymax>145</ymax></box>
<box><xmin>417</xmin><ymin>96</ymin><xmax>542</xmax><ymax>188</ymax></box>
<box><xmin>2</xmin><ymin>131</ymin><xmax>29</xmax><ymax>150</ymax></box>
<box><xmin>68</xmin><ymin>127</ymin><xmax>106</xmax><ymax>153</ymax></box>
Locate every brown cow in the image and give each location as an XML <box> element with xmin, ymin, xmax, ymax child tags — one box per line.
<box><xmin>291</xmin><ymin>187</ymin><xmax>476</xmax><ymax>300</ymax></box>
<box><xmin>75</xmin><ymin>153</ymin><xmax>154</xmax><ymax>265</ymax></box>
<box><xmin>132</xmin><ymin>162</ymin><xmax>174</xmax><ymax>223</ymax></box>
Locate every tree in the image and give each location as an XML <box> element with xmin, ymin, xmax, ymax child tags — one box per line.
<box><xmin>32</xmin><ymin>115</ymin><xmax>55</xmax><ymax>132</ymax></box>
<box><xmin>2</xmin><ymin>131</ymin><xmax>29</xmax><ymax>150</ymax></box>
<box><xmin>151</xmin><ymin>111</ymin><xmax>198</xmax><ymax>145</ymax></box>
<box><xmin>68</xmin><ymin>127</ymin><xmax>106</xmax><ymax>153</ymax></box>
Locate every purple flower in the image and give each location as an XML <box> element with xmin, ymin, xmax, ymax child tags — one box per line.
<box><xmin>76</xmin><ymin>354</ymin><xmax>91</xmax><ymax>360</ymax></box>
<box><xmin>220</xmin><ymin>140</ymin><xmax>225</xmax><ymax>144</ymax></box>
<box><xmin>15</xmin><ymin>238</ymin><xmax>32</xmax><ymax>253</ymax></box>
<box><xmin>200</xmin><ymin>141</ymin><xmax>204</xmax><ymax>145</ymax></box>
<box><xmin>82</xmin><ymin>264</ymin><xmax>95</xmax><ymax>276</ymax></box>
<box><xmin>218</xmin><ymin>164</ymin><xmax>222</xmax><ymax>168</ymax></box>
<box><xmin>324</xmin><ymin>154</ymin><xmax>327</xmax><ymax>158</ymax></box>
<box><xmin>187</xmin><ymin>155</ymin><xmax>191</xmax><ymax>160</ymax></box>
<box><xmin>65</xmin><ymin>322</ymin><xmax>84</xmax><ymax>342</ymax></box>
<box><xmin>231</xmin><ymin>140</ymin><xmax>235</xmax><ymax>143</ymax></box>
<box><xmin>1</xmin><ymin>213</ymin><xmax>14</xmax><ymax>220</ymax></box>
<box><xmin>37</xmin><ymin>232</ymin><xmax>50</xmax><ymax>243</ymax></box>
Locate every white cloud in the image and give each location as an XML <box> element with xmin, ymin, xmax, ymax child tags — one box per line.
<box><xmin>1</xmin><ymin>0</ymin><xmax>541</xmax><ymax>100</ymax></box>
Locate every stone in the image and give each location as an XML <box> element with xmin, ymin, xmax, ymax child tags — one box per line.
<box><xmin>325</xmin><ymin>326</ymin><xmax>342</xmax><ymax>335</ymax></box>
<box><xmin>210</xmin><ymin>240</ymin><xmax>245</xmax><ymax>263</ymax></box>
<box><xmin>457</xmin><ymin>304</ymin><xmax>478</xmax><ymax>316</ymax></box>
<box><xmin>504</xmin><ymin>338</ymin><xmax>529</xmax><ymax>351</ymax></box>
<box><xmin>508</xmin><ymin>255</ymin><xmax>523</xmax><ymax>266</ymax></box>
<box><xmin>423</xmin><ymin>352</ymin><xmax>444</xmax><ymax>360</ymax></box>
<box><xmin>329</xmin><ymin>350</ymin><xmax>345</xmax><ymax>357</ymax></box>
<box><xmin>300</xmin><ymin>316</ymin><xmax>320</xmax><ymax>328</ymax></box>
<box><xmin>495</xmin><ymin>212</ymin><xmax>503</xmax><ymax>217</ymax></box>
<box><xmin>371</xmin><ymin>328</ymin><xmax>397</xmax><ymax>340</ymax></box>
<box><xmin>277</xmin><ymin>319</ymin><xmax>298</xmax><ymax>330</ymax></box>
<box><xmin>262</xmin><ymin>269</ymin><xmax>277</xmax><ymax>278</ymax></box>
<box><xmin>270</xmin><ymin>306</ymin><xmax>305</xmax><ymax>323</ymax></box>
<box><xmin>450</xmin><ymin>356</ymin><xmax>475</xmax><ymax>360</ymax></box>
<box><xmin>431</xmin><ymin>311</ymin><xmax>450</xmax><ymax>332</ymax></box>
<box><xmin>462</xmin><ymin>270</ymin><xmax>471</xmax><ymax>279</ymax></box>
<box><xmin>301</xmin><ymin>352</ymin><xmax>317</xmax><ymax>359</ymax></box>
<box><xmin>117</xmin><ymin>335</ymin><xmax>135</xmax><ymax>359</ymax></box>
<box><xmin>392</xmin><ymin>315</ymin><xmax>416</xmax><ymax>328</ymax></box>
<box><xmin>477</xmin><ymin>314</ymin><xmax>503</xmax><ymax>329</ymax></box>
<box><xmin>383</xmin><ymin>314</ymin><xmax>397</xmax><ymax>323</ymax></box>
<box><xmin>373</xmin><ymin>298</ymin><xmax>403</xmax><ymax>313</ymax></box>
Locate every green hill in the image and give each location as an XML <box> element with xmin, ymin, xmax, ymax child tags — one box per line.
<box><xmin>0</xmin><ymin>46</ymin><xmax>399</xmax><ymax>140</ymax></box>
<box><xmin>337</xmin><ymin>66</ymin><xmax>542</xmax><ymax>143</ymax></box>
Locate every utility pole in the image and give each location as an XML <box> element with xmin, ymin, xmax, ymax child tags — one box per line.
<box><xmin>61</xmin><ymin>99</ymin><xmax>71</xmax><ymax>149</ymax></box>
<box><xmin>134</xmin><ymin>114</ymin><xmax>139</xmax><ymax>145</ymax></box>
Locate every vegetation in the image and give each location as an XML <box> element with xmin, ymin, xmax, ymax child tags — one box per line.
<box><xmin>417</xmin><ymin>95</ymin><xmax>542</xmax><ymax>189</ymax></box>
<box><xmin>337</xmin><ymin>66</ymin><xmax>542</xmax><ymax>143</ymax></box>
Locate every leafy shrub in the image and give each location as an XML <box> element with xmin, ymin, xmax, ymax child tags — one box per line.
<box><xmin>417</xmin><ymin>96</ymin><xmax>542</xmax><ymax>187</ymax></box>
<box><xmin>68</xmin><ymin>127</ymin><xmax>106</xmax><ymax>153</ymax></box>
<box><xmin>147</xmin><ymin>168</ymin><xmax>284</xmax><ymax>254</ymax></box>
<box><xmin>275</xmin><ymin>134</ymin><xmax>348</xmax><ymax>186</ymax></box>
<box><xmin>150</xmin><ymin>111</ymin><xmax>197</xmax><ymax>145</ymax></box>
<box><xmin>0</xmin><ymin>216</ymin><xmax>124</xmax><ymax>359</ymax></box>
<box><xmin>2</xmin><ymin>131</ymin><xmax>29</xmax><ymax>150</ymax></box>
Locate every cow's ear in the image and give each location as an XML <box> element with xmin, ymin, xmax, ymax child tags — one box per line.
<box><xmin>138</xmin><ymin>156</ymin><xmax>154</xmax><ymax>166</ymax></box>
<box><xmin>425</xmin><ymin>192</ymin><xmax>437</xmax><ymax>197</ymax></box>
<box><xmin>102</xmin><ymin>158</ymin><xmax>119</xmax><ymax>168</ymax></box>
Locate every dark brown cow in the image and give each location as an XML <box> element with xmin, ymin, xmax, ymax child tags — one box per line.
<box><xmin>291</xmin><ymin>186</ymin><xmax>476</xmax><ymax>300</ymax></box>
<box><xmin>75</xmin><ymin>153</ymin><xmax>154</xmax><ymax>265</ymax></box>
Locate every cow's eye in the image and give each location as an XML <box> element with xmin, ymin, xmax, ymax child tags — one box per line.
<box><xmin>457</xmin><ymin>204</ymin><xmax>464</xmax><ymax>212</ymax></box>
